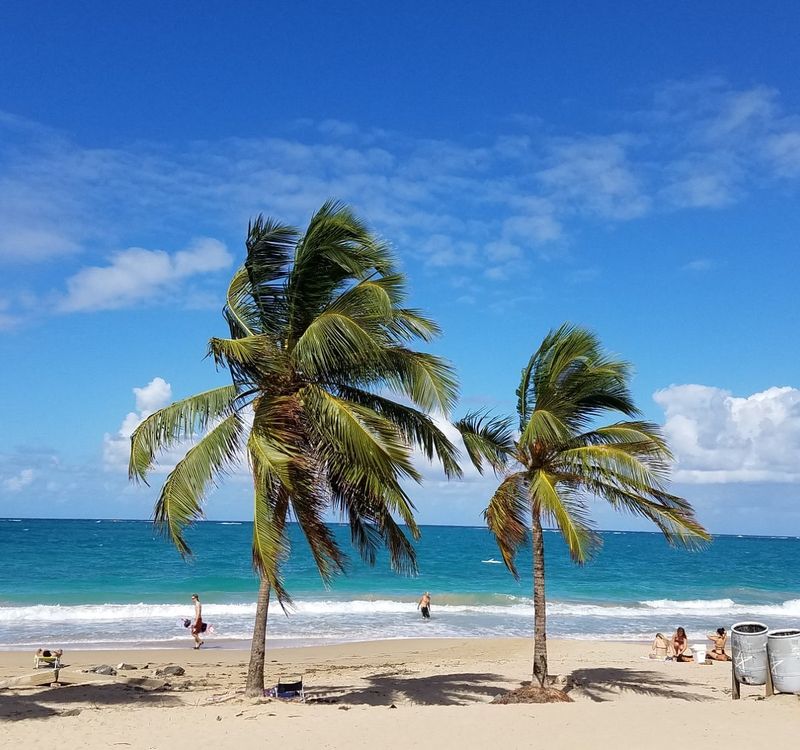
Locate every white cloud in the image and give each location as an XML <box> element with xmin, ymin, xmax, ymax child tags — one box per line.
<box><xmin>0</xmin><ymin>297</ymin><xmax>20</xmax><ymax>330</ymax></box>
<box><xmin>0</xmin><ymin>227</ymin><xmax>81</xmax><ymax>263</ymax></box>
<box><xmin>661</xmin><ymin>157</ymin><xmax>740</xmax><ymax>208</ymax></box>
<box><xmin>134</xmin><ymin>377</ymin><xmax>172</xmax><ymax>414</ymax></box>
<box><xmin>764</xmin><ymin>131</ymin><xmax>800</xmax><ymax>177</ymax></box>
<box><xmin>654</xmin><ymin>384</ymin><xmax>800</xmax><ymax>483</ymax></box>
<box><xmin>3</xmin><ymin>77</ymin><xmax>800</xmax><ymax>323</ymax></box>
<box><xmin>537</xmin><ymin>137</ymin><xmax>650</xmax><ymax>220</ymax></box>
<box><xmin>682</xmin><ymin>258</ymin><xmax>714</xmax><ymax>272</ymax></box>
<box><xmin>59</xmin><ymin>238</ymin><xmax>232</xmax><ymax>312</ymax></box>
<box><xmin>3</xmin><ymin>468</ymin><xmax>35</xmax><ymax>492</ymax></box>
<box><xmin>104</xmin><ymin>377</ymin><xmax>173</xmax><ymax>471</ymax></box>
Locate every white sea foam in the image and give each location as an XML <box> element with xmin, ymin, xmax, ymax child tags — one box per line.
<box><xmin>3</xmin><ymin>597</ymin><xmax>800</xmax><ymax>624</ymax></box>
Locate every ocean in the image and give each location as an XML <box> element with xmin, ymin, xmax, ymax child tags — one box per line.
<box><xmin>1</xmin><ymin>519</ymin><xmax>799</xmax><ymax>650</ymax></box>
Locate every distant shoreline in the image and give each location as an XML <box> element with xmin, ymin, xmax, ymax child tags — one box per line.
<box><xmin>3</xmin><ymin>517</ymin><xmax>797</xmax><ymax>539</ymax></box>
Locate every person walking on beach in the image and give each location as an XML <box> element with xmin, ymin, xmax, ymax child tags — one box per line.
<box><xmin>190</xmin><ymin>594</ymin><xmax>204</xmax><ymax>649</ymax></box>
<box><xmin>417</xmin><ymin>592</ymin><xmax>431</xmax><ymax>619</ymax></box>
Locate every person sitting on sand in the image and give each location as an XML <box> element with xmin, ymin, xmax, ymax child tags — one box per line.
<box><xmin>706</xmin><ymin>627</ymin><xmax>731</xmax><ymax>661</ymax></box>
<box><xmin>649</xmin><ymin>633</ymin><xmax>671</xmax><ymax>659</ymax></box>
<box><xmin>671</xmin><ymin>627</ymin><xmax>693</xmax><ymax>661</ymax></box>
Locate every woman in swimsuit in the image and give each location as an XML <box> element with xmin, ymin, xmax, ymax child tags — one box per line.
<box><xmin>707</xmin><ymin>627</ymin><xmax>731</xmax><ymax>661</ymax></box>
<box><xmin>672</xmin><ymin>627</ymin><xmax>693</xmax><ymax>661</ymax></box>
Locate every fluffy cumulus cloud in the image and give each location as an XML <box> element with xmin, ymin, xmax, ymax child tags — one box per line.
<box><xmin>59</xmin><ymin>238</ymin><xmax>232</xmax><ymax>312</ymax></box>
<box><xmin>103</xmin><ymin>377</ymin><xmax>174</xmax><ymax>471</ymax></box>
<box><xmin>103</xmin><ymin>376</ymin><xmax>252</xmax><ymax>483</ymax></box>
<box><xmin>654</xmin><ymin>384</ymin><xmax>800</xmax><ymax>483</ymax></box>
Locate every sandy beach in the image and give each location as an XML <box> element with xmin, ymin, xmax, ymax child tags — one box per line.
<box><xmin>1</xmin><ymin>638</ymin><xmax>796</xmax><ymax>748</ymax></box>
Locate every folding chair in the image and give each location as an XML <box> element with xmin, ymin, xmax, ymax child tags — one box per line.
<box><xmin>276</xmin><ymin>675</ymin><xmax>305</xmax><ymax>702</ymax></box>
<box><xmin>34</xmin><ymin>653</ymin><xmax>62</xmax><ymax>670</ymax></box>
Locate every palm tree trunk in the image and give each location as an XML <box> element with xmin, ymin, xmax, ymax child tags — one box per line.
<box><xmin>531</xmin><ymin>508</ymin><xmax>548</xmax><ymax>687</ymax></box>
<box><xmin>245</xmin><ymin>576</ymin><xmax>271</xmax><ymax>697</ymax></box>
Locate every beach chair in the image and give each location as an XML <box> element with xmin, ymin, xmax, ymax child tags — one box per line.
<box><xmin>33</xmin><ymin>652</ymin><xmax>62</xmax><ymax>670</ymax></box>
<box><xmin>266</xmin><ymin>675</ymin><xmax>305</xmax><ymax>701</ymax></box>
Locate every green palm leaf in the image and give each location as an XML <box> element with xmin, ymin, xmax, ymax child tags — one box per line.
<box><xmin>153</xmin><ymin>412</ymin><xmax>246</xmax><ymax>554</ymax></box>
<box><xmin>529</xmin><ymin>470</ymin><xmax>598</xmax><ymax>563</ymax></box>
<box><xmin>454</xmin><ymin>411</ymin><xmax>515</xmax><ymax>475</ymax></box>
<box><xmin>129</xmin><ymin>385</ymin><xmax>239</xmax><ymax>483</ymax></box>
<box><xmin>483</xmin><ymin>472</ymin><xmax>528</xmax><ymax>577</ymax></box>
<box><xmin>334</xmin><ymin>385</ymin><xmax>462</xmax><ymax>478</ymax></box>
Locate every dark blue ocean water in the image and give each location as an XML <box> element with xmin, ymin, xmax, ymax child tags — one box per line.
<box><xmin>1</xmin><ymin>519</ymin><xmax>799</xmax><ymax>648</ymax></box>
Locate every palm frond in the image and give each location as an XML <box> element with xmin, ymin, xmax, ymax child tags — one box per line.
<box><xmin>293</xmin><ymin>310</ymin><xmax>385</xmax><ymax>378</ymax></box>
<box><xmin>557</xmin><ymin>444</ymin><xmax>673</xmax><ymax>490</ymax></box>
<box><xmin>529</xmin><ymin>470</ymin><xmax>599</xmax><ymax>563</ymax></box>
<box><xmin>289</xmin><ymin>475</ymin><xmax>348</xmax><ymax>586</ymax></box>
<box><xmin>244</xmin><ymin>215</ymin><xmax>296</xmax><ymax>337</ymax></box>
<box><xmin>251</xmin><ymin>477</ymin><xmax>292</xmax><ymax>607</ymax></box>
<box><xmin>334</xmin><ymin>385</ymin><xmax>462</xmax><ymax>478</ymax></box>
<box><xmin>454</xmin><ymin>411</ymin><xmax>515</xmax><ymax>475</ymax></box>
<box><xmin>224</xmin><ymin>265</ymin><xmax>262</xmax><ymax>339</ymax></box>
<box><xmin>287</xmin><ymin>201</ymin><xmax>395</xmax><ymax>342</ymax></box>
<box><xmin>153</xmin><ymin>412</ymin><xmax>246</xmax><ymax>555</ymax></box>
<box><xmin>328</xmin><ymin>473</ymin><xmax>419</xmax><ymax>575</ymax></box>
<box><xmin>572</xmin><ymin>475</ymin><xmax>710</xmax><ymax>549</ymax></box>
<box><xmin>518</xmin><ymin>408</ymin><xmax>572</xmax><ymax>453</ymax></box>
<box><xmin>302</xmin><ymin>385</ymin><xmax>421</xmax><ymax>482</ymax></box>
<box><xmin>129</xmin><ymin>385</ymin><xmax>239</xmax><ymax>483</ymax></box>
<box><xmin>382</xmin><ymin>348</ymin><xmax>459</xmax><ymax>415</ymax></box>
<box><xmin>387</xmin><ymin>308</ymin><xmax>441</xmax><ymax>343</ymax></box>
<box><xmin>208</xmin><ymin>335</ymin><xmax>287</xmax><ymax>387</ymax></box>
<box><xmin>483</xmin><ymin>472</ymin><xmax>529</xmax><ymax>577</ymax></box>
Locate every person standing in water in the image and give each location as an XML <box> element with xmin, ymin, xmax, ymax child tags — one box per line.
<box><xmin>190</xmin><ymin>594</ymin><xmax>204</xmax><ymax>649</ymax></box>
<box><xmin>417</xmin><ymin>592</ymin><xmax>431</xmax><ymax>619</ymax></box>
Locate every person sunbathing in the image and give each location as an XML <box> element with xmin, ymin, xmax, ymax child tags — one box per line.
<box><xmin>649</xmin><ymin>632</ymin><xmax>671</xmax><ymax>659</ymax></box>
<box><xmin>671</xmin><ymin>627</ymin><xmax>693</xmax><ymax>661</ymax></box>
<box><xmin>706</xmin><ymin>627</ymin><xmax>731</xmax><ymax>661</ymax></box>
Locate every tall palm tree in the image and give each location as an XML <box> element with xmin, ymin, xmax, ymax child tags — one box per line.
<box><xmin>129</xmin><ymin>202</ymin><xmax>461</xmax><ymax>696</ymax></box>
<box><xmin>455</xmin><ymin>324</ymin><xmax>709</xmax><ymax>687</ymax></box>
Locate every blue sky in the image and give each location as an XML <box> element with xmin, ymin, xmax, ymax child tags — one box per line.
<box><xmin>1</xmin><ymin>2</ymin><xmax>799</xmax><ymax>533</ymax></box>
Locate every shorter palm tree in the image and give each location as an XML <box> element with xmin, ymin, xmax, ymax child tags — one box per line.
<box><xmin>456</xmin><ymin>324</ymin><xmax>709</xmax><ymax>687</ymax></box>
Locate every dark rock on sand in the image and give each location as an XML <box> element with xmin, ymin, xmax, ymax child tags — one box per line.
<box><xmin>155</xmin><ymin>665</ymin><xmax>186</xmax><ymax>677</ymax></box>
<box><xmin>491</xmin><ymin>685</ymin><xmax>573</xmax><ymax>704</ymax></box>
<box><xmin>85</xmin><ymin>665</ymin><xmax>117</xmax><ymax>676</ymax></box>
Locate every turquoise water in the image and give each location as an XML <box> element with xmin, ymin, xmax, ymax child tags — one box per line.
<box><xmin>1</xmin><ymin>518</ymin><xmax>799</xmax><ymax>648</ymax></box>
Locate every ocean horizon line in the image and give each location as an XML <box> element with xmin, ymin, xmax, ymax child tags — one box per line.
<box><xmin>2</xmin><ymin>516</ymin><xmax>798</xmax><ymax>540</ymax></box>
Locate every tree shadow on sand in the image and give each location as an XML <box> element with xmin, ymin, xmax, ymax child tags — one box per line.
<box><xmin>317</xmin><ymin>671</ymin><xmax>509</xmax><ymax>706</ymax></box>
<box><xmin>567</xmin><ymin>668</ymin><xmax>714</xmax><ymax>703</ymax></box>
<box><xmin>0</xmin><ymin>682</ymin><xmax>182</xmax><ymax>722</ymax></box>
